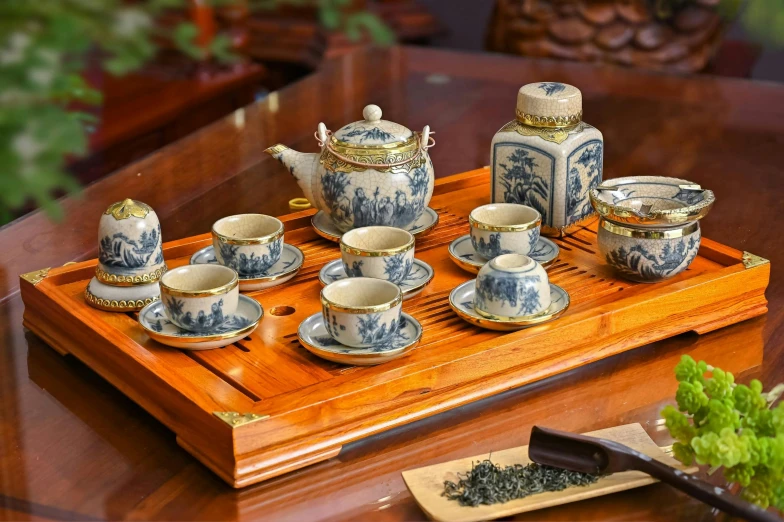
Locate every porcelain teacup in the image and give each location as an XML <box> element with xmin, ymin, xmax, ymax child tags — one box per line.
<box><xmin>320</xmin><ymin>277</ymin><xmax>403</xmax><ymax>348</ymax></box>
<box><xmin>340</xmin><ymin>226</ymin><xmax>415</xmax><ymax>284</ymax></box>
<box><xmin>212</xmin><ymin>214</ymin><xmax>284</xmax><ymax>278</ymax></box>
<box><xmin>469</xmin><ymin>203</ymin><xmax>541</xmax><ymax>259</ymax></box>
<box><xmin>474</xmin><ymin>254</ymin><xmax>551</xmax><ymax>319</ymax></box>
<box><xmin>159</xmin><ymin>264</ymin><xmax>239</xmax><ymax>332</ymax></box>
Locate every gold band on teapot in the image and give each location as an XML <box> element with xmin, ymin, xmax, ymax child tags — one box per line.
<box><xmin>320</xmin><ymin>133</ymin><xmax>428</xmax><ymax>174</ymax></box>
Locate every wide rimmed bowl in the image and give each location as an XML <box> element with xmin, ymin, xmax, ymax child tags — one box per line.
<box><xmin>589</xmin><ymin>176</ymin><xmax>714</xmax><ymax>228</ymax></box>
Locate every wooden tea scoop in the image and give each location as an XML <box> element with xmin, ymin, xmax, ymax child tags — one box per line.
<box><xmin>529</xmin><ymin>426</ymin><xmax>781</xmax><ymax>522</ymax></box>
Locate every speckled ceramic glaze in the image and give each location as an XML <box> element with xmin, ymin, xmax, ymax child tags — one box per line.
<box><xmin>320</xmin><ymin>278</ymin><xmax>402</xmax><ymax>348</ymax></box>
<box><xmin>340</xmin><ymin>226</ymin><xmax>415</xmax><ymax>284</ymax></box>
<box><xmin>96</xmin><ymin>198</ymin><xmax>167</xmax><ymax>286</ymax></box>
<box><xmin>265</xmin><ymin>104</ymin><xmax>435</xmax><ymax>232</ymax></box>
<box><xmin>475</xmin><ymin>254</ymin><xmax>551</xmax><ymax>319</ymax></box>
<box><xmin>469</xmin><ymin>203</ymin><xmax>541</xmax><ymax>259</ymax></box>
<box><xmin>212</xmin><ymin>214</ymin><xmax>284</xmax><ymax>278</ymax></box>
<box><xmin>159</xmin><ymin>265</ymin><xmax>239</xmax><ymax>332</ymax></box>
<box><xmin>598</xmin><ymin>218</ymin><xmax>702</xmax><ymax>283</ymax></box>
<box><xmin>491</xmin><ymin>82</ymin><xmax>603</xmax><ymax>236</ymax></box>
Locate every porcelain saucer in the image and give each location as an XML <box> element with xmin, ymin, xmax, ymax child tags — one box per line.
<box><xmin>318</xmin><ymin>258</ymin><xmax>434</xmax><ymax>300</ymax></box>
<box><xmin>448</xmin><ymin>234</ymin><xmax>560</xmax><ymax>274</ymax></box>
<box><xmin>139</xmin><ymin>294</ymin><xmax>263</xmax><ymax>350</ymax></box>
<box><xmin>298</xmin><ymin>312</ymin><xmax>422</xmax><ymax>366</ymax></box>
<box><xmin>190</xmin><ymin>243</ymin><xmax>304</xmax><ymax>291</ymax></box>
<box><xmin>449</xmin><ymin>279</ymin><xmax>570</xmax><ymax>331</ymax></box>
<box><xmin>311</xmin><ymin>207</ymin><xmax>439</xmax><ymax>243</ymax></box>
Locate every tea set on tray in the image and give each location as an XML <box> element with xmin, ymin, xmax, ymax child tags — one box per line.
<box><xmin>84</xmin><ymin>82</ymin><xmax>715</xmax><ymax>363</ymax></box>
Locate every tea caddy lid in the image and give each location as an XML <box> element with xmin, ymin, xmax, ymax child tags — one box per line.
<box><xmin>333</xmin><ymin>105</ymin><xmax>414</xmax><ymax>147</ymax></box>
<box><xmin>516</xmin><ymin>82</ymin><xmax>582</xmax><ymax>128</ymax></box>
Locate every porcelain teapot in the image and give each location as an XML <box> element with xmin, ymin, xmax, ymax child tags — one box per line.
<box><xmin>265</xmin><ymin>104</ymin><xmax>435</xmax><ymax>232</ymax></box>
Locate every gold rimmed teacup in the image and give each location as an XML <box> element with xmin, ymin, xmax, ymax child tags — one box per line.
<box><xmin>320</xmin><ymin>277</ymin><xmax>403</xmax><ymax>348</ymax></box>
<box><xmin>340</xmin><ymin>226</ymin><xmax>415</xmax><ymax>284</ymax></box>
<box><xmin>159</xmin><ymin>264</ymin><xmax>239</xmax><ymax>332</ymax></box>
<box><xmin>212</xmin><ymin>214</ymin><xmax>284</xmax><ymax>278</ymax></box>
<box><xmin>469</xmin><ymin>203</ymin><xmax>542</xmax><ymax>258</ymax></box>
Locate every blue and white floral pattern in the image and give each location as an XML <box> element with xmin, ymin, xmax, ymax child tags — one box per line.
<box><xmin>475</xmin><ymin>274</ymin><xmax>544</xmax><ymax>316</ymax></box>
<box><xmin>99</xmin><ymin>222</ymin><xmax>162</xmax><ymax>270</ymax></box>
<box><xmin>492</xmin><ymin>143</ymin><xmax>555</xmax><ymax>225</ymax></box>
<box><xmin>163</xmin><ymin>296</ymin><xmax>227</xmax><ymax>333</ymax></box>
<box><xmin>538</xmin><ymin>82</ymin><xmax>566</xmax><ymax>96</ymax></box>
<box><xmin>471</xmin><ymin>232</ymin><xmax>512</xmax><ymax>259</ymax></box>
<box><xmin>336</xmin><ymin>125</ymin><xmax>395</xmax><ymax>144</ymax></box>
<box><xmin>150</xmin><ymin>314</ymin><xmax>252</xmax><ymax>336</ymax></box>
<box><xmin>323</xmin><ymin>306</ymin><xmax>402</xmax><ymax>349</ymax></box>
<box><xmin>320</xmin><ymin>258</ymin><xmax>433</xmax><ymax>300</ymax></box>
<box><xmin>217</xmin><ymin>239</ymin><xmax>282</xmax><ymax>278</ymax></box>
<box><xmin>450</xmin><ymin>234</ymin><xmax>559</xmax><ymax>272</ymax></box>
<box><xmin>565</xmin><ymin>140</ymin><xmax>602</xmax><ymax>225</ymax></box>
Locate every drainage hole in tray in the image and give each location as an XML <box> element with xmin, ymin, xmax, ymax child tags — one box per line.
<box><xmin>269</xmin><ymin>305</ymin><xmax>295</xmax><ymax>316</ymax></box>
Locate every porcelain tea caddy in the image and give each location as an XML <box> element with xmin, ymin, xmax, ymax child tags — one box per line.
<box><xmin>85</xmin><ymin>199</ymin><xmax>166</xmax><ymax>312</ymax></box>
<box><xmin>491</xmin><ymin>82</ymin><xmax>603</xmax><ymax>237</ymax></box>
<box><xmin>265</xmin><ymin>104</ymin><xmax>436</xmax><ymax>233</ymax></box>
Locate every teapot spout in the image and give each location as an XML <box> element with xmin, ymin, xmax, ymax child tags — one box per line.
<box><xmin>264</xmin><ymin>144</ymin><xmax>320</xmax><ymax>208</ymax></box>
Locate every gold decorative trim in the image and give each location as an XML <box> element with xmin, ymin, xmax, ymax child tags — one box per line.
<box><xmin>319</xmin><ymin>148</ymin><xmax>425</xmax><ymax>174</ymax></box>
<box><xmin>516</xmin><ymin>109</ymin><xmax>582</xmax><ymax>129</ymax></box>
<box><xmin>105</xmin><ymin>198</ymin><xmax>151</xmax><ymax>220</ymax></box>
<box><xmin>142</xmin><ymin>317</ymin><xmax>260</xmax><ymax>344</ymax></box>
<box><xmin>600</xmin><ymin>219</ymin><xmax>700</xmax><ymax>239</ymax></box>
<box><xmin>449</xmin><ymin>284</ymin><xmax>570</xmax><ymax>330</ymax></box>
<box><xmin>85</xmin><ymin>287</ymin><xmax>159</xmax><ymax>312</ymax></box>
<box><xmin>159</xmin><ymin>267</ymin><xmax>239</xmax><ymax>298</ymax></box>
<box><xmin>742</xmin><ymin>252</ymin><xmax>770</xmax><ymax>269</ymax></box>
<box><xmin>499</xmin><ymin>121</ymin><xmax>587</xmax><ymax>144</ymax></box>
<box><xmin>469</xmin><ymin>210</ymin><xmax>541</xmax><ymax>232</ymax></box>
<box><xmin>297</xmin><ymin>326</ymin><xmax>422</xmax><ymax>364</ymax></box>
<box><xmin>213</xmin><ymin>412</ymin><xmax>269</xmax><ymax>428</ymax></box>
<box><xmin>212</xmin><ymin>217</ymin><xmax>283</xmax><ymax>246</ymax></box>
<box><xmin>289</xmin><ymin>198</ymin><xmax>312</xmax><ymax>211</ymax></box>
<box><xmin>264</xmin><ymin>144</ymin><xmax>289</xmax><ymax>155</ymax></box>
<box><xmin>95</xmin><ymin>264</ymin><xmax>167</xmax><ymax>286</ymax></box>
<box><xmin>589</xmin><ymin>185</ymin><xmax>715</xmax><ymax>227</ymax></box>
<box><xmin>340</xmin><ymin>235</ymin><xmax>415</xmax><ymax>257</ymax></box>
<box><xmin>20</xmin><ymin>267</ymin><xmax>50</xmax><ymax>285</ymax></box>
<box><xmin>320</xmin><ymin>290</ymin><xmax>402</xmax><ymax>314</ymax></box>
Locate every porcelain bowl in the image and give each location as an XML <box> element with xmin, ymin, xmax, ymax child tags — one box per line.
<box><xmin>474</xmin><ymin>254</ymin><xmax>551</xmax><ymax>319</ymax></box>
<box><xmin>590</xmin><ymin>176</ymin><xmax>714</xmax><ymax>228</ymax></box>
<box><xmin>212</xmin><ymin>214</ymin><xmax>284</xmax><ymax>278</ymax></box>
<box><xmin>340</xmin><ymin>226</ymin><xmax>415</xmax><ymax>284</ymax></box>
<box><xmin>597</xmin><ymin>218</ymin><xmax>701</xmax><ymax>283</ymax></box>
<box><xmin>159</xmin><ymin>265</ymin><xmax>239</xmax><ymax>332</ymax></box>
<box><xmin>469</xmin><ymin>203</ymin><xmax>541</xmax><ymax>259</ymax></box>
<box><xmin>320</xmin><ymin>278</ymin><xmax>402</xmax><ymax>348</ymax></box>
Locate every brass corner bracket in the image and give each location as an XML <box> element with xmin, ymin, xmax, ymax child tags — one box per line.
<box><xmin>213</xmin><ymin>411</ymin><xmax>269</xmax><ymax>428</ymax></box>
<box><xmin>20</xmin><ymin>267</ymin><xmax>50</xmax><ymax>286</ymax></box>
<box><xmin>742</xmin><ymin>251</ymin><xmax>770</xmax><ymax>269</ymax></box>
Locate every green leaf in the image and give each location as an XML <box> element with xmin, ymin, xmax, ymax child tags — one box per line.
<box><xmin>173</xmin><ymin>22</ymin><xmax>207</xmax><ymax>61</ymax></box>
<box><xmin>209</xmin><ymin>34</ymin><xmax>239</xmax><ymax>63</ymax></box>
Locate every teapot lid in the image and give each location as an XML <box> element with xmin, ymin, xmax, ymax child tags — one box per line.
<box><xmin>333</xmin><ymin>105</ymin><xmax>414</xmax><ymax>146</ymax></box>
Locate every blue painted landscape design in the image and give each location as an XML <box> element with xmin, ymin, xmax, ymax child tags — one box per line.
<box><xmin>475</xmin><ymin>273</ymin><xmax>543</xmax><ymax>316</ymax></box>
<box><xmin>336</xmin><ymin>125</ymin><xmax>395</xmax><ymax>144</ymax></box>
<box><xmin>566</xmin><ymin>140</ymin><xmax>602</xmax><ymax>224</ymax></box>
<box><xmin>472</xmin><ymin>232</ymin><xmax>512</xmax><ymax>259</ymax></box>
<box><xmin>150</xmin><ymin>312</ymin><xmax>251</xmax><ymax>336</ymax></box>
<box><xmin>495</xmin><ymin>145</ymin><xmax>553</xmax><ymax>225</ymax></box>
<box><xmin>315</xmin><ymin>316</ymin><xmax>410</xmax><ymax>352</ymax></box>
<box><xmin>321</xmin><ymin>163</ymin><xmax>429</xmax><ymax>228</ymax></box>
<box><xmin>99</xmin><ymin>223</ymin><xmax>162</xmax><ymax>270</ymax></box>
<box><xmin>218</xmin><ymin>240</ymin><xmax>281</xmax><ymax>277</ymax></box>
<box><xmin>162</xmin><ymin>297</ymin><xmax>233</xmax><ymax>333</ymax></box>
<box><xmin>538</xmin><ymin>83</ymin><xmax>566</xmax><ymax>96</ymax></box>
<box><xmin>342</xmin><ymin>253</ymin><xmax>413</xmax><ymax>284</ymax></box>
<box><xmin>606</xmin><ymin>236</ymin><xmax>699</xmax><ymax>281</ymax></box>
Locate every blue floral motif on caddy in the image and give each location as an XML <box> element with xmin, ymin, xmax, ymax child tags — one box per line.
<box><xmin>565</xmin><ymin>139</ymin><xmax>603</xmax><ymax>225</ymax></box>
<box><xmin>314</xmin><ymin>316</ymin><xmax>410</xmax><ymax>352</ymax></box>
<box><xmin>150</xmin><ymin>314</ymin><xmax>252</xmax><ymax>336</ymax></box>
<box><xmin>606</xmin><ymin>235</ymin><xmax>699</xmax><ymax>281</ymax></box>
<box><xmin>320</xmin><ymin>162</ymin><xmax>429</xmax><ymax>229</ymax></box>
<box><xmin>99</xmin><ymin>223</ymin><xmax>161</xmax><ymax>271</ymax></box>
<box><xmin>474</xmin><ymin>273</ymin><xmax>543</xmax><ymax>316</ymax></box>
<box><xmin>163</xmin><ymin>296</ymin><xmax>232</xmax><ymax>333</ymax></box>
<box><xmin>218</xmin><ymin>240</ymin><xmax>281</xmax><ymax>277</ymax></box>
<box><xmin>492</xmin><ymin>143</ymin><xmax>555</xmax><ymax>226</ymax></box>
<box><xmin>538</xmin><ymin>83</ymin><xmax>566</xmax><ymax>96</ymax></box>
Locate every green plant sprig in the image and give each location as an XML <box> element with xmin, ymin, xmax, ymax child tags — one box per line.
<box><xmin>662</xmin><ymin>355</ymin><xmax>784</xmax><ymax>510</ymax></box>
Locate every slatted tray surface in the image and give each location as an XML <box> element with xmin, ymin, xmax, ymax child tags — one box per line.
<box><xmin>21</xmin><ymin>168</ymin><xmax>770</xmax><ymax>488</ymax></box>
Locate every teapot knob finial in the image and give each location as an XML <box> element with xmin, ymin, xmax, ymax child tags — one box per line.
<box><xmin>363</xmin><ymin>104</ymin><xmax>382</xmax><ymax>122</ymax></box>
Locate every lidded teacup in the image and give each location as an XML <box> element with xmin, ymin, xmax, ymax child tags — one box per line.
<box><xmin>97</xmin><ymin>198</ymin><xmax>167</xmax><ymax>286</ymax></box>
<box><xmin>474</xmin><ymin>254</ymin><xmax>550</xmax><ymax>319</ymax></box>
<box><xmin>340</xmin><ymin>226</ymin><xmax>415</xmax><ymax>284</ymax></box>
<box><xmin>469</xmin><ymin>203</ymin><xmax>541</xmax><ymax>259</ymax></box>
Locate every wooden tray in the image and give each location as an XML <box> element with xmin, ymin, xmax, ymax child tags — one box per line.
<box><xmin>402</xmin><ymin>423</ymin><xmax>696</xmax><ymax>522</ymax></box>
<box><xmin>20</xmin><ymin>168</ymin><xmax>770</xmax><ymax>488</ymax></box>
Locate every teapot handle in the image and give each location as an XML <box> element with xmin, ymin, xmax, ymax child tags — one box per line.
<box><xmin>316</xmin><ymin>123</ymin><xmax>329</xmax><ymax>147</ymax></box>
<box><xmin>421</xmin><ymin>125</ymin><xmax>435</xmax><ymax>150</ymax></box>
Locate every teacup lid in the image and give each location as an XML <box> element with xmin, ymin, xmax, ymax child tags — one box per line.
<box><xmin>516</xmin><ymin>82</ymin><xmax>582</xmax><ymax>128</ymax></box>
<box><xmin>333</xmin><ymin>105</ymin><xmax>414</xmax><ymax>146</ymax></box>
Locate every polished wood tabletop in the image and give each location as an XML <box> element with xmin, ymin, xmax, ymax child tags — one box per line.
<box><xmin>1</xmin><ymin>46</ymin><xmax>783</xmax><ymax>521</ymax></box>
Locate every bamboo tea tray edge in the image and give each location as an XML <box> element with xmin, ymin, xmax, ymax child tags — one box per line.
<box><xmin>20</xmin><ymin>168</ymin><xmax>770</xmax><ymax>488</ymax></box>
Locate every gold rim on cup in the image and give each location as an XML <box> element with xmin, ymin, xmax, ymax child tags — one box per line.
<box><xmin>320</xmin><ymin>279</ymin><xmax>403</xmax><ymax>314</ymax></box>
<box><xmin>340</xmin><ymin>227</ymin><xmax>415</xmax><ymax>257</ymax></box>
<box><xmin>600</xmin><ymin>219</ymin><xmax>700</xmax><ymax>240</ymax></box>
<box><xmin>159</xmin><ymin>265</ymin><xmax>239</xmax><ymax>298</ymax></box>
<box><xmin>469</xmin><ymin>204</ymin><xmax>542</xmax><ymax>232</ymax></box>
<box><xmin>212</xmin><ymin>214</ymin><xmax>284</xmax><ymax>246</ymax></box>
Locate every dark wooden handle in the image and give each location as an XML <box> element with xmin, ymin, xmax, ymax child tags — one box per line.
<box><xmin>633</xmin><ymin>457</ymin><xmax>781</xmax><ymax>522</ymax></box>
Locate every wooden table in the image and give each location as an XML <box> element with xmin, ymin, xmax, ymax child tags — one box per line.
<box><xmin>1</xmin><ymin>46</ymin><xmax>782</xmax><ymax>520</ymax></box>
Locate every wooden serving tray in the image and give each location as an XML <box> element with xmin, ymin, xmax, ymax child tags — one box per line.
<box><xmin>402</xmin><ymin>423</ymin><xmax>696</xmax><ymax>522</ymax></box>
<box><xmin>20</xmin><ymin>168</ymin><xmax>770</xmax><ymax>488</ymax></box>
